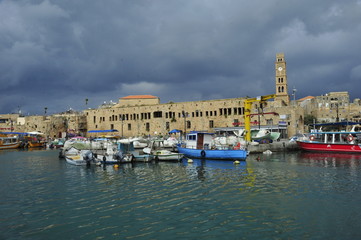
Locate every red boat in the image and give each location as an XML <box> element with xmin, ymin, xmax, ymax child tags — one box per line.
<box><xmin>297</xmin><ymin>131</ymin><xmax>361</xmax><ymax>153</ymax></box>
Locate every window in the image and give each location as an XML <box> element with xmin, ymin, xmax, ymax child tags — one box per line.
<box><xmin>187</xmin><ymin>134</ymin><xmax>196</xmax><ymax>141</ymax></box>
<box><xmin>165</xmin><ymin>122</ymin><xmax>170</xmax><ymax>130</ymax></box>
<box><xmin>153</xmin><ymin>111</ymin><xmax>162</xmax><ymax>118</ymax></box>
<box><xmin>128</xmin><ymin>124</ymin><xmax>131</xmax><ymax>130</ymax></box>
<box><xmin>146</xmin><ymin>123</ymin><xmax>150</xmax><ymax>131</ymax></box>
<box><xmin>187</xmin><ymin>120</ymin><xmax>191</xmax><ymax>129</ymax></box>
<box><xmin>209</xmin><ymin>120</ymin><xmax>214</xmax><ymax>128</ymax></box>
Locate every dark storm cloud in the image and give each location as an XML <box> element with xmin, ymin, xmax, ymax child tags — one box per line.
<box><xmin>1</xmin><ymin>0</ymin><xmax>361</xmax><ymax>115</ymax></box>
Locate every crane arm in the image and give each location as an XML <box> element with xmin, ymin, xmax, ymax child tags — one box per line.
<box><xmin>244</xmin><ymin>94</ymin><xmax>276</xmax><ymax>142</ymax></box>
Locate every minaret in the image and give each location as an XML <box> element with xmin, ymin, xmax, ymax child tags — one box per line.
<box><xmin>275</xmin><ymin>53</ymin><xmax>290</xmax><ymax>106</ymax></box>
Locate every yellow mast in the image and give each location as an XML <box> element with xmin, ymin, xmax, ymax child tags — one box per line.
<box><xmin>244</xmin><ymin>94</ymin><xmax>276</xmax><ymax>142</ymax></box>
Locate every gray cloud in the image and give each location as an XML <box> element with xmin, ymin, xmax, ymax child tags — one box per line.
<box><xmin>1</xmin><ymin>0</ymin><xmax>361</xmax><ymax>115</ymax></box>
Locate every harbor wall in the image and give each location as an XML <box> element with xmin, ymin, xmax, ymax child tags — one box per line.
<box><xmin>248</xmin><ymin>140</ymin><xmax>299</xmax><ymax>153</ymax></box>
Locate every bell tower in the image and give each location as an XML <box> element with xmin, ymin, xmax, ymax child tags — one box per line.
<box><xmin>275</xmin><ymin>53</ymin><xmax>290</xmax><ymax>106</ymax></box>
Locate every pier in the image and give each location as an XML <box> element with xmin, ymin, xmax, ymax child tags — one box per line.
<box><xmin>247</xmin><ymin>140</ymin><xmax>299</xmax><ymax>154</ymax></box>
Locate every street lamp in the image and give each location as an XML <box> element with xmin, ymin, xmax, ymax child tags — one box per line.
<box><xmin>292</xmin><ymin>87</ymin><xmax>297</xmax><ymax>105</ymax></box>
<box><xmin>121</xmin><ymin>114</ymin><xmax>124</xmax><ymax>138</ymax></box>
<box><xmin>336</xmin><ymin>103</ymin><xmax>339</xmax><ymax>122</ymax></box>
<box><xmin>182</xmin><ymin>111</ymin><xmax>188</xmax><ymax>139</ymax></box>
<box><xmin>44</xmin><ymin>107</ymin><xmax>48</xmax><ymax>115</ymax></box>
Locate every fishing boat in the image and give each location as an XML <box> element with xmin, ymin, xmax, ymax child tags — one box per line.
<box><xmin>0</xmin><ymin>135</ymin><xmax>21</xmax><ymax>149</ymax></box>
<box><xmin>94</xmin><ymin>142</ymin><xmax>134</xmax><ymax>164</ymax></box>
<box><xmin>177</xmin><ymin>132</ymin><xmax>247</xmax><ymax>160</ymax></box>
<box><xmin>143</xmin><ymin>139</ymin><xmax>183</xmax><ymax>161</ymax></box>
<box><xmin>24</xmin><ymin>132</ymin><xmax>46</xmax><ymax>148</ymax></box>
<box><xmin>151</xmin><ymin>149</ymin><xmax>184</xmax><ymax>161</ymax></box>
<box><xmin>297</xmin><ymin>122</ymin><xmax>361</xmax><ymax>153</ymax></box>
<box><xmin>65</xmin><ymin>149</ymin><xmax>96</xmax><ymax>166</ymax></box>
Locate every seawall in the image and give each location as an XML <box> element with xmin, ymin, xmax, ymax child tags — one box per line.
<box><xmin>248</xmin><ymin>140</ymin><xmax>299</xmax><ymax>153</ymax></box>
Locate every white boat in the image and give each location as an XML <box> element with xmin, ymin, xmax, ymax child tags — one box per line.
<box><xmin>93</xmin><ymin>141</ymin><xmax>133</xmax><ymax>164</ymax></box>
<box><xmin>65</xmin><ymin>149</ymin><xmax>96</xmax><ymax>166</ymax></box>
<box><xmin>131</xmin><ymin>149</ymin><xmax>153</xmax><ymax>162</ymax></box>
<box><xmin>152</xmin><ymin>149</ymin><xmax>184</xmax><ymax>161</ymax></box>
<box><xmin>143</xmin><ymin>141</ymin><xmax>183</xmax><ymax>161</ymax></box>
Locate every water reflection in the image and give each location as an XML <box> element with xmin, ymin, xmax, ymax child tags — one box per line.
<box><xmin>299</xmin><ymin>151</ymin><xmax>361</xmax><ymax>168</ymax></box>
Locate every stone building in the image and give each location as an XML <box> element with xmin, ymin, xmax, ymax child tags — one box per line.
<box><xmin>85</xmin><ymin>53</ymin><xmax>304</xmax><ymax>138</ymax></box>
<box><xmin>0</xmin><ymin>114</ymin><xmax>19</xmax><ymax>132</ymax></box>
<box><xmin>299</xmin><ymin>91</ymin><xmax>361</xmax><ymax>123</ymax></box>
<box><xmin>0</xmin><ymin>110</ymin><xmax>87</xmax><ymax>139</ymax></box>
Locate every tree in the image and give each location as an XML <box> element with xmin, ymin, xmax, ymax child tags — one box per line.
<box><xmin>304</xmin><ymin>114</ymin><xmax>317</xmax><ymax>126</ymax></box>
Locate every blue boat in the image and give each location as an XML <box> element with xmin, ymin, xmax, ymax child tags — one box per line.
<box><xmin>177</xmin><ymin>132</ymin><xmax>247</xmax><ymax>161</ymax></box>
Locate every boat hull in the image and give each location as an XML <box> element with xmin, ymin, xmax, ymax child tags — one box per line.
<box><xmin>297</xmin><ymin>140</ymin><xmax>361</xmax><ymax>153</ymax></box>
<box><xmin>177</xmin><ymin>147</ymin><xmax>247</xmax><ymax>160</ymax></box>
<box><xmin>65</xmin><ymin>156</ymin><xmax>89</xmax><ymax>166</ymax></box>
<box><xmin>28</xmin><ymin>142</ymin><xmax>46</xmax><ymax>148</ymax></box>
<box><xmin>0</xmin><ymin>142</ymin><xmax>21</xmax><ymax>149</ymax></box>
<box><xmin>95</xmin><ymin>154</ymin><xmax>133</xmax><ymax>164</ymax></box>
<box><xmin>153</xmin><ymin>153</ymin><xmax>184</xmax><ymax>161</ymax></box>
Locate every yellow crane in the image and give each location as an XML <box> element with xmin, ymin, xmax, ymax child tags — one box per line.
<box><xmin>244</xmin><ymin>94</ymin><xmax>276</xmax><ymax>142</ymax></box>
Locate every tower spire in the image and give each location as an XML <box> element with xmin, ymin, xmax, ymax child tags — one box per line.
<box><xmin>275</xmin><ymin>53</ymin><xmax>290</xmax><ymax>106</ymax></box>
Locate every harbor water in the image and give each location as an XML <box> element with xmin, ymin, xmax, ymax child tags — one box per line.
<box><xmin>1</xmin><ymin>149</ymin><xmax>361</xmax><ymax>239</ymax></box>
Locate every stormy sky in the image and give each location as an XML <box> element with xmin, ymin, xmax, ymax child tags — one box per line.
<box><xmin>1</xmin><ymin>0</ymin><xmax>361</xmax><ymax>115</ymax></box>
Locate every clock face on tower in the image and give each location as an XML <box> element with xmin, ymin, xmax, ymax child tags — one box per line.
<box><xmin>278</xmin><ymin>67</ymin><xmax>283</xmax><ymax>71</ymax></box>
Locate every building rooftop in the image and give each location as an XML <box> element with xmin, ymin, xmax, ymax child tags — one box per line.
<box><xmin>120</xmin><ymin>95</ymin><xmax>159</xmax><ymax>99</ymax></box>
<box><xmin>297</xmin><ymin>96</ymin><xmax>315</xmax><ymax>101</ymax></box>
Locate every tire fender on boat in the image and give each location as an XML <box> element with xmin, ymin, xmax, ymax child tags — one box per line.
<box><xmin>347</xmin><ymin>134</ymin><xmax>354</xmax><ymax>142</ymax></box>
<box><xmin>309</xmin><ymin>135</ymin><xmax>315</xmax><ymax>141</ymax></box>
<box><xmin>201</xmin><ymin>150</ymin><xmax>206</xmax><ymax>158</ymax></box>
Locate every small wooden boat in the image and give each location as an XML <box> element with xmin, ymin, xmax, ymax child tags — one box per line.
<box><xmin>28</xmin><ymin>141</ymin><xmax>46</xmax><ymax>148</ymax></box>
<box><xmin>0</xmin><ymin>136</ymin><xmax>21</xmax><ymax>149</ymax></box>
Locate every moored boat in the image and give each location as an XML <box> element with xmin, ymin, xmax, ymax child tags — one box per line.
<box><xmin>151</xmin><ymin>149</ymin><xmax>184</xmax><ymax>161</ymax></box>
<box><xmin>65</xmin><ymin>149</ymin><xmax>96</xmax><ymax>166</ymax></box>
<box><xmin>296</xmin><ymin>132</ymin><xmax>361</xmax><ymax>153</ymax></box>
<box><xmin>143</xmin><ymin>139</ymin><xmax>183</xmax><ymax>161</ymax></box>
<box><xmin>0</xmin><ymin>135</ymin><xmax>21</xmax><ymax>149</ymax></box>
<box><xmin>177</xmin><ymin>131</ymin><xmax>247</xmax><ymax>161</ymax></box>
<box><xmin>297</xmin><ymin>122</ymin><xmax>361</xmax><ymax>153</ymax></box>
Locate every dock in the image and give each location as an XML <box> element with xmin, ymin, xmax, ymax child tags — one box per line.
<box><xmin>247</xmin><ymin>140</ymin><xmax>299</xmax><ymax>154</ymax></box>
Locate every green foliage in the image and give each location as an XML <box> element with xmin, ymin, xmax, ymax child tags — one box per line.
<box><xmin>304</xmin><ymin>114</ymin><xmax>317</xmax><ymax>125</ymax></box>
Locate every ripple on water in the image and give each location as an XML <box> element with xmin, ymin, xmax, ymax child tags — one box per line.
<box><xmin>2</xmin><ymin>151</ymin><xmax>361</xmax><ymax>239</ymax></box>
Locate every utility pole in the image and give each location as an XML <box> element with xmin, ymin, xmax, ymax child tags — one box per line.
<box><xmin>182</xmin><ymin>111</ymin><xmax>188</xmax><ymax>140</ymax></box>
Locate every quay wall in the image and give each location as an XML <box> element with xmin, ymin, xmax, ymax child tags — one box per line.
<box><xmin>248</xmin><ymin>141</ymin><xmax>299</xmax><ymax>153</ymax></box>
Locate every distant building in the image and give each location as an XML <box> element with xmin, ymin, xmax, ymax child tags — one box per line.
<box><xmin>300</xmin><ymin>91</ymin><xmax>361</xmax><ymax>123</ymax></box>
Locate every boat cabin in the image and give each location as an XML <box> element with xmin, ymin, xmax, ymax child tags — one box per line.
<box><xmin>310</xmin><ymin>131</ymin><xmax>361</xmax><ymax>144</ymax></box>
<box><xmin>185</xmin><ymin>132</ymin><xmax>214</xmax><ymax>149</ymax></box>
<box><xmin>309</xmin><ymin>122</ymin><xmax>361</xmax><ymax>144</ymax></box>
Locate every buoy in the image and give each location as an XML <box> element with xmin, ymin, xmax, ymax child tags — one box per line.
<box><xmin>234</xmin><ymin>160</ymin><xmax>240</xmax><ymax>164</ymax></box>
<box><xmin>113</xmin><ymin>164</ymin><xmax>119</xmax><ymax>168</ymax></box>
<box><xmin>96</xmin><ymin>162</ymin><xmax>101</xmax><ymax>166</ymax></box>
<box><xmin>187</xmin><ymin>159</ymin><xmax>193</xmax><ymax>163</ymax></box>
